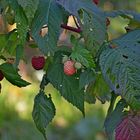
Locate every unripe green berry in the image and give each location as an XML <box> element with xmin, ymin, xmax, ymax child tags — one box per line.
<box><xmin>74</xmin><ymin>62</ymin><xmax>82</xmax><ymax>69</ymax></box>
<box><xmin>62</xmin><ymin>55</ymin><xmax>69</xmax><ymax>64</ymax></box>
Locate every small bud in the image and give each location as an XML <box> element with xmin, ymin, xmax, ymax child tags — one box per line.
<box><xmin>62</xmin><ymin>55</ymin><xmax>69</xmax><ymax>64</ymax></box>
<box><xmin>74</xmin><ymin>62</ymin><xmax>82</xmax><ymax>70</ymax></box>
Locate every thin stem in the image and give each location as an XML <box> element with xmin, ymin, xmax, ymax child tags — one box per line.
<box><xmin>72</xmin><ymin>16</ymin><xmax>80</xmax><ymax>29</ymax></box>
<box><xmin>40</xmin><ymin>74</ymin><xmax>49</xmax><ymax>91</ymax></box>
<box><xmin>42</xmin><ymin>24</ymin><xmax>82</xmax><ymax>33</ymax></box>
<box><xmin>60</xmin><ymin>24</ymin><xmax>82</xmax><ymax>33</ymax></box>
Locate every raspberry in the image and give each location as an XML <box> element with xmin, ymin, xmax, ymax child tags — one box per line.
<box><xmin>31</xmin><ymin>56</ymin><xmax>45</xmax><ymax>70</ymax></box>
<box><xmin>0</xmin><ymin>70</ymin><xmax>4</xmax><ymax>81</ymax></box>
<box><xmin>64</xmin><ymin>60</ymin><xmax>76</xmax><ymax>76</ymax></box>
<box><xmin>93</xmin><ymin>0</ymin><xmax>99</xmax><ymax>5</ymax></box>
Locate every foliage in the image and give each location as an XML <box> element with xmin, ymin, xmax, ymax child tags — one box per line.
<box><xmin>104</xmin><ymin>98</ymin><xmax>127</xmax><ymax>140</ymax></box>
<box><xmin>115</xmin><ymin>111</ymin><xmax>140</xmax><ymax>140</ymax></box>
<box><xmin>0</xmin><ymin>0</ymin><xmax>140</xmax><ymax>139</ymax></box>
<box><xmin>32</xmin><ymin>91</ymin><xmax>55</xmax><ymax>140</ymax></box>
<box><xmin>0</xmin><ymin>63</ymin><xmax>30</xmax><ymax>87</ymax></box>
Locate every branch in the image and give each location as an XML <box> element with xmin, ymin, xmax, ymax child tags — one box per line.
<box><xmin>61</xmin><ymin>24</ymin><xmax>82</xmax><ymax>33</ymax></box>
<box><xmin>42</xmin><ymin>24</ymin><xmax>82</xmax><ymax>33</ymax></box>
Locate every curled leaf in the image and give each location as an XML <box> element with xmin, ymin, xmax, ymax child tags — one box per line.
<box><xmin>115</xmin><ymin>112</ymin><xmax>140</xmax><ymax>140</ymax></box>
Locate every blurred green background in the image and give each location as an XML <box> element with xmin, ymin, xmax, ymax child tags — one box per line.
<box><xmin>0</xmin><ymin>0</ymin><xmax>140</xmax><ymax>140</ymax></box>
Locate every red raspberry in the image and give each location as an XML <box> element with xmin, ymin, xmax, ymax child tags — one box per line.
<box><xmin>93</xmin><ymin>0</ymin><xmax>99</xmax><ymax>5</ymax></box>
<box><xmin>64</xmin><ymin>60</ymin><xmax>76</xmax><ymax>76</ymax></box>
<box><xmin>0</xmin><ymin>70</ymin><xmax>4</xmax><ymax>81</ymax></box>
<box><xmin>31</xmin><ymin>56</ymin><xmax>45</xmax><ymax>70</ymax></box>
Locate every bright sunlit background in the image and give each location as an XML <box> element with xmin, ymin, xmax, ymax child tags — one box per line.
<box><xmin>0</xmin><ymin>1</ymin><xmax>139</xmax><ymax>140</ymax></box>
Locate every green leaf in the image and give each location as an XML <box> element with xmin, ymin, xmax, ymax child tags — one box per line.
<box><xmin>128</xmin><ymin>18</ymin><xmax>140</xmax><ymax>29</ymax></box>
<box><xmin>17</xmin><ymin>0</ymin><xmax>39</xmax><ymax>24</ymax></box>
<box><xmin>104</xmin><ymin>99</ymin><xmax>127</xmax><ymax>140</ymax></box>
<box><xmin>82</xmin><ymin>10</ymin><xmax>107</xmax><ymax>47</ymax></box>
<box><xmin>100</xmin><ymin>29</ymin><xmax>140</xmax><ymax>110</ymax></box>
<box><xmin>32</xmin><ymin>92</ymin><xmax>55</xmax><ymax>140</ymax></box>
<box><xmin>47</xmin><ymin>52</ymin><xmax>85</xmax><ymax>115</ymax></box>
<box><xmin>105</xmin><ymin>10</ymin><xmax>140</xmax><ymax>22</ymax></box>
<box><xmin>55</xmin><ymin>45</ymin><xmax>72</xmax><ymax>53</ymax></box>
<box><xmin>0</xmin><ymin>34</ymin><xmax>8</xmax><ymax>52</ymax></box>
<box><xmin>15</xmin><ymin>45</ymin><xmax>24</xmax><ymax>66</ymax></box>
<box><xmin>5</xmin><ymin>30</ymin><xmax>19</xmax><ymax>55</ymax></box>
<box><xmin>7</xmin><ymin>0</ymin><xmax>28</xmax><ymax>44</ymax></box>
<box><xmin>79</xmin><ymin>69</ymin><xmax>97</xmax><ymax>104</ymax></box>
<box><xmin>57</xmin><ymin>0</ymin><xmax>107</xmax><ymax>47</ymax></box>
<box><xmin>0</xmin><ymin>63</ymin><xmax>30</xmax><ymax>87</ymax></box>
<box><xmin>94</xmin><ymin>73</ymin><xmax>111</xmax><ymax>103</ymax></box>
<box><xmin>70</xmin><ymin>45</ymin><xmax>95</xmax><ymax>68</ymax></box>
<box><xmin>0</xmin><ymin>30</ymin><xmax>21</xmax><ymax>55</ymax></box>
<box><xmin>86</xmin><ymin>73</ymin><xmax>111</xmax><ymax>104</ymax></box>
<box><xmin>56</xmin><ymin>0</ymin><xmax>103</xmax><ymax>17</ymax></box>
<box><xmin>85</xmin><ymin>90</ymin><xmax>96</xmax><ymax>104</ymax></box>
<box><xmin>31</xmin><ymin>0</ymin><xmax>63</xmax><ymax>54</ymax></box>
<box><xmin>79</xmin><ymin>69</ymin><xmax>96</xmax><ymax>89</ymax></box>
